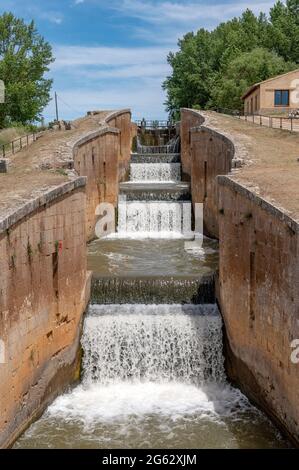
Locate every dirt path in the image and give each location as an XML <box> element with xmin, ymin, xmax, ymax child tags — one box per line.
<box><xmin>0</xmin><ymin>112</ymin><xmax>109</xmax><ymax>220</ymax></box>
<box><xmin>203</xmin><ymin>112</ymin><xmax>299</xmax><ymax>221</ymax></box>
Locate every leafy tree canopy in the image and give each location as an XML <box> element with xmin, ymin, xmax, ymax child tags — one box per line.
<box><xmin>0</xmin><ymin>12</ymin><xmax>54</xmax><ymax>127</ymax></box>
<box><xmin>163</xmin><ymin>1</ymin><xmax>299</xmax><ymax>115</ymax></box>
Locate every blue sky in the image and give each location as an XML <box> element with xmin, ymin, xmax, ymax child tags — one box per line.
<box><xmin>0</xmin><ymin>0</ymin><xmax>279</xmax><ymax>120</ymax></box>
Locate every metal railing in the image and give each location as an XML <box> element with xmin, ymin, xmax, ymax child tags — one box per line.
<box><xmin>1</xmin><ymin>132</ymin><xmax>40</xmax><ymax>158</ymax></box>
<box><xmin>215</xmin><ymin>108</ymin><xmax>299</xmax><ymax>132</ymax></box>
<box><xmin>136</xmin><ymin>120</ymin><xmax>175</xmax><ymax>130</ymax></box>
<box><xmin>137</xmin><ymin>136</ymin><xmax>180</xmax><ymax>154</ymax></box>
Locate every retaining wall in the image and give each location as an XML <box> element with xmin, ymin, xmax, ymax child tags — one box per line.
<box><xmin>181</xmin><ymin>107</ymin><xmax>299</xmax><ymax>444</ymax></box>
<box><xmin>0</xmin><ymin>108</ymin><xmax>133</xmax><ymax>447</ymax></box>
<box><xmin>0</xmin><ymin>179</ymin><xmax>91</xmax><ymax>448</ymax></box>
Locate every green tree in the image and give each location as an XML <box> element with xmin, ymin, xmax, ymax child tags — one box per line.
<box><xmin>0</xmin><ymin>12</ymin><xmax>54</xmax><ymax>127</ymax></box>
<box><xmin>163</xmin><ymin>2</ymin><xmax>299</xmax><ymax>115</ymax></box>
<box><xmin>210</xmin><ymin>48</ymin><xmax>295</xmax><ymax>110</ymax></box>
<box><xmin>266</xmin><ymin>0</ymin><xmax>299</xmax><ymax>63</ymax></box>
<box><xmin>163</xmin><ymin>30</ymin><xmax>215</xmax><ymax>116</ymax></box>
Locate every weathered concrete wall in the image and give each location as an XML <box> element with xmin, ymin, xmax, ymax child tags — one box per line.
<box><xmin>106</xmin><ymin>109</ymin><xmax>132</xmax><ymax>182</ymax></box>
<box><xmin>182</xmin><ymin>107</ymin><xmax>299</xmax><ymax>444</ymax></box>
<box><xmin>0</xmin><ymin>179</ymin><xmax>91</xmax><ymax>448</ymax></box>
<box><xmin>218</xmin><ymin>177</ymin><xmax>299</xmax><ymax>443</ymax></box>
<box><xmin>73</xmin><ymin>129</ymin><xmax>120</xmax><ymax>241</ymax></box>
<box><xmin>180</xmin><ymin>108</ymin><xmax>204</xmax><ymax>181</ymax></box>
<box><xmin>190</xmin><ymin>126</ymin><xmax>234</xmax><ymax>238</ymax></box>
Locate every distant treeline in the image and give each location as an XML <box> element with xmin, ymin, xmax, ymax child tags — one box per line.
<box><xmin>163</xmin><ymin>1</ymin><xmax>299</xmax><ymax>116</ymax></box>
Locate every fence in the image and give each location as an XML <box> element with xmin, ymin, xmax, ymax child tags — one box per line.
<box><xmin>1</xmin><ymin>132</ymin><xmax>39</xmax><ymax>158</ymax></box>
<box><xmin>136</xmin><ymin>120</ymin><xmax>175</xmax><ymax>130</ymax></box>
<box><xmin>137</xmin><ymin>136</ymin><xmax>180</xmax><ymax>154</ymax></box>
<box><xmin>215</xmin><ymin>108</ymin><xmax>299</xmax><ymax>133</ymax></box>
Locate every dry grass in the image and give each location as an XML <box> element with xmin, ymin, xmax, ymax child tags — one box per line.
<box><xmin>204</xmin><ymin>111</ymin><xmax>299</xmax><ymax>221</ymax></box>
<box><xmin>0</xmin><ymin>126</ymin><xmax>27</xmax><ymax>146</ymax></box>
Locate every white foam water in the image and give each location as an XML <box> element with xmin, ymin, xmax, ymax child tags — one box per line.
<box><xmin>46</xmin><ymin>381</ymin><xmax>250</xmax><ymax>425</ymax></box>
<box><xmin>43</xmin><ymin>305</ymin><xmax>255</xmax><ymax>427</ymax></box>
<box><xmin>117</xmin><ymin>201</ymin><xmax>192</xmax><ymax>237</ymax></box>
<box><xmin>46</xmin><ymin>304</ymin><xmax>248</xmax><ymax>424</ymax></box>
<box><xmin>15</xmin><ymin>304</ymin><xmax>288</xmax><ymax>449</ymax></box>
<box><xmin>130</xmin><ymin>163</ymin><xmax>181</xmax><ymax>182</ymax></box>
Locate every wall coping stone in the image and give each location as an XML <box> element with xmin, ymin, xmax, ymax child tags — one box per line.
<box><xmin>183</xmin><ymin>107</ymin><xmax>299</xmax><ymax>228</ymax></box>
<box><xmin>73</xmin><ymin>127</ymin><xmax>120</xmax><ymax>150</ymax></box>
<box><xmin>218</xmin><ymin>175</ymin><xmax>299</xmax><ymax>233</ymax></box>
<box><xmin>0</xmin><ymin>177</ymin><xmax>86</xmax><ymax>235</ymax></box>
<box><xmin>0</xmin><ymin>108</ymin><xmax>131</xmax><ymax>235</ymax></box>
<box><xmin>105</xmin><ymin>109</ymin><xmax>131</xmax><ymax>124</ymax></box>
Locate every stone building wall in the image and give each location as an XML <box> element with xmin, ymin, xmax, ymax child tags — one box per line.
<box><xmin>0</xmin><ymin>179</ymin><xmax>91</xmax><ymax>448</ymax></box>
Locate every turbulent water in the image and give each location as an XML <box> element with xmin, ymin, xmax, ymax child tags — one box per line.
<box><xmin>82</xmin><ymin>304</ymin><xmax>224</xmax><ymax>384</ymax></box>
<box><xmin>130</xmin><ymin>163</ymin><xmax>181</xmax><ymax>182</ymax></box>
<box><xmin>14</xmin><ymin>151</ymin><xmax>289</xmax><ymax>449</ymax></box>
<box><xmin>117</xmin><ymin>201</ymin><xmax>192</xmax><ymax>237</ymax></box>
<box><xmin>15</xmin><ymin>305</ymin><xmax>288</xmax><ymax>449</ymax></box>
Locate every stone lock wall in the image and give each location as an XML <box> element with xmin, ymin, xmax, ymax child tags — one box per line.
<box><xmin>180</xmin><ymin>108</ymin><xmax>204</xmax><ymax>181</ymax></box>
<box><xmin>106</xmin><ymin>109</ymin><xmax>132</xmax><ymax>182</ymax></box>
<box><xmin>181</xmin><ymin>107</ymin><xmax>299</xmax><ymax>444</ymax></box>
<box><xmin>0</xmin><ymin>108</ymin><xmax>133</xmax><ymax>448</ymax></box>
<box><xmin>73</xmin><ymin>129</ymin><xmax>120</xmax><ymax>241</ymax></box>
<box><xmin>190</xmin><ymin>127</ymin><xmax>234</xmax><ymax>238</ymax></box>
<box><xmin>0</xmin><ymin>180</ymin><xmax>91</xmax><ymax>448</ymax></box>
<box><xmin>74</xmin><ymin>109</ymin><xmax>132</xmax><ymax>241</ymax></box>
<box><xmin>218</xmin><ymin>178</ymin><xmax>299</xmax><ymax>443</ymax></box>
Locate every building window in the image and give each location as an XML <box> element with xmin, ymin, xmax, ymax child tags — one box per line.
<box><xmin>274</xmin><ymin>90</ymin><xmax>289</xmax><ymax>106</ymax></box>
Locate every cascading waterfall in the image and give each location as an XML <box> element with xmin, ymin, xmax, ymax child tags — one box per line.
<box><xmin>117</xmin><ymin>200</ymin><xmax>192</xmax><ymax>237</ymax></box>
<box><xmin>130</xmin><ymin>163</ymin><xmax>181</xmax><ymax>182</ymax></box>
<box><xmin>82</xmin><ymin>304</ymin><xmax>225</xmax><ymax>385</ymax></box>
<box><xmin>111</xmin><ymin>144</ymin><xmax>190</xmax><ymax>238</ymax></box>
<box><xmin>14</xmin><ymin>132</ymin><xmax>288</xmax><ymax>449</ymax></box>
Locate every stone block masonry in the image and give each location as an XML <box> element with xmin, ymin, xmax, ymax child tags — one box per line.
<box><xmin>0</xmin><ymin>109</ymin><xmax>133</xmax><ymax>447</ymax></box>
<box><xmin>181</xmin><ymin>108</ymin><xmax>299</xmax><ymax>444</ymax></box>
<box><xmin>0</xmin><ymin>179</ymin><xmax>91</xmax><ymax>448</ymax></box>
<box><xmin>74</xmin><ymin>109</ymin><xmax>132</xmax><ymax>240</ymax></box>
<box><xmin>73</xmin><ymin>128</ymin><xmax>120</xmax><ymax>240</ymax></box>
<box><xmin>218</xmin><ymin>177</ymin><xmax>299</xmax><ymax>443</ymax></box>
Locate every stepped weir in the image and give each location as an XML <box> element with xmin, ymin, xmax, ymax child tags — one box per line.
<box><xmin>15</xmin><ymin>120</ymin><xmax>289</xmax><ymax>449</ymax></box>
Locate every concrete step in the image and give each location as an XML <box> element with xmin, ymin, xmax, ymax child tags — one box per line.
<box><xmin>131</xmin><ymin>153</ymin><xmax>180</xmax><ymax>163</ymax></box>
<box><xmin>119</xmin><ymin>181</ymin><xmax>191</xmax><ymax>201</ymax></box>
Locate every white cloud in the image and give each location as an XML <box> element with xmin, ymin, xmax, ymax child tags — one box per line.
<box><xmin>52</xmin><ymin>45</ymin><xmax>172</xmax><ymax>69</ymax></box>
<box><xmin>75</xmin><ymin>63</ymin><xmax>170</xmax><ymax>79</ymax></box>
<box><xmin>114</xmin><ymin>0</ymin><xmax>276</xmax><ymax>24</ymax></box>
<box><xmin>37</xmin><ymin>10</ymin><xmax>63</xmax><ymax>24</ymax></box>
<box><xmin>46</xmin><ymin>44</ymin><xmax>172</xmax><ymax>120</ymax></box>
<box><xmin>44</xmin><ymin>82</ymin><xmax>167</xmax><ymax>120</ymax></box>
